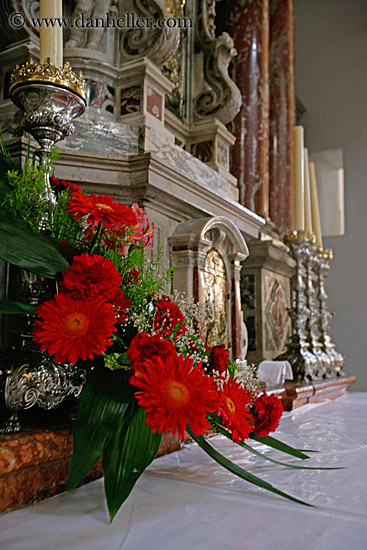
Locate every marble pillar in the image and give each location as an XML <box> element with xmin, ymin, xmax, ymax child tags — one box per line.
<box><xmin>221</xmin><ymin>0</ymin><xmax>270</xmax><ymax>219</ymax></box>
<box><xmin>268</xmin><ymin>0</ymin><xmax>296</xmax><ymax>237</ymax></box>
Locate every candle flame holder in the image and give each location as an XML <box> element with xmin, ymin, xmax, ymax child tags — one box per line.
<box><xmin>9</xmin><ymin>58</ymin><xmax>86</xmax><ymax>199</ymax></box>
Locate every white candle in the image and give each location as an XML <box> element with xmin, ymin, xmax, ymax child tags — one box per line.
<box><xmin>304</xmin><ymin>148</ymin><xmax>313</xmax><ymax>234</ymax></box>
<box><xmin>40</xmin><ymin>0</ymin><xmax>63</xmax><ymax>68</ymax></box>
<box><xmin>293</xmin><ymin>126</ymin><xmax>305</xmax><ymax>231</ymax></box>
<box><xmin>309</xmin><ymin>162</ymin><xmax>323</xmax><ymax>248</ymax></box>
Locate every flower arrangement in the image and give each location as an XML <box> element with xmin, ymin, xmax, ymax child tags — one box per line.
<box><xmin>0</xmin><ymin>145</ymin><xmax>338</xmax><ymax>522</ymax></box>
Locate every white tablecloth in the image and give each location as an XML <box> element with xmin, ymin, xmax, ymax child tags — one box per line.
<box><xmin>1</xmin><ymin>392</ymin><xmax>367</xmax><ymax>550</ymax></box>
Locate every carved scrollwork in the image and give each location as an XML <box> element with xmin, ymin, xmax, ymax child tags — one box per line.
<box><xmin>194</xmin><ymin>0</ymin><xmax>241</xmax><ymax>125</ymax></box>
<box><xmin>120</xmin><ymin>0</ymin><xmax>180</xmax><ymax>66</ymax></box>
<box><xmin>4</xmin><ymin>355</ymin><xmax>86</xmax><ymax>415</ymax></box>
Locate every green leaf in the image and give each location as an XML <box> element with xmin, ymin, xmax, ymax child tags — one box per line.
<box><xmin>216</xmin><ymin>423</ymin><xmax>343</xmax><ymax>470</ymax></box>
<box><xmin>0</xmin><ymin>207</ymin><xmax>69</xmax><ymax>278</ymax></box>
<box><xmin>0</xmin><ymin>151</ymin><xmax>19</xmax><ymax>202</ymax></box>
<box><xmin>102</xmin><ymin>402</ymin><xmax>162</xmax><ymax>522</ymax></box>
<box><xmin>67</xmin><ymin>365</ymin><xmax>134</xmax><ymax>493</ymax></box>
<box><xmin>0</xmin><ymin>300</ymin><xmax>37</xmax><ymax>315</ymax></box>
<box><xmin>187</xmin><ymin>426</ymin><xmax>313</xmax><ymax>508</ymax></box>
<box><xmin>249</xmin><ymin>433</ymin><xmax>311</xmax><ymax>460</ymax></box>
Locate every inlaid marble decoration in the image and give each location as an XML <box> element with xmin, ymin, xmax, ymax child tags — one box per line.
<box><xmin>221</xmin><ymin>0</ymin><xmax>270</xmax><ymax>218</ymax></box>
<box><xmin>120</xmin><ymin>85</ymin><xmax>142</xmax><ymax>116</ymax></box>
<box><xmin>191</xmin><ymin>141</ymin><xmax>214</xmax><ymax>163</ymax></box>
<box><xmin>147</xmin><ymin>87</ymin><xmax>163</xmax><ymax>120</ymax></box>
<box><xmin>86</xmin><ymin>79</ymin><xmax>115</xmax><ymax>116</ymax></box>
<box><xmin>269</xmin><ymin>0</ymin><xmax>295</xmax><ymax>237</ymax></box>
<box><xmin>264</xmin><ymin>274</ymin><xmax>290</xmax><ymax>353</ymax></box>
<box><xmin>217</xmin><ymin>141</ymin><xmax>229</xmax><ymax>169</ymax></box>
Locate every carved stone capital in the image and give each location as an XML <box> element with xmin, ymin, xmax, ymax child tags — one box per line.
<box><xmin>193</xmin><ymin>0</ymin><xmax>241</xmax><ymax>125</ymax></box>
<box><xmin>119</xmin><ymin>0</ymin><xmax>180</xmax><ymax>67</ymax></box>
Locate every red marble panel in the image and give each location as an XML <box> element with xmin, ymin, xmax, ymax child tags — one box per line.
<box><xmin>219</xmin><ymin>0</ymin><xmax>270</xmax><ymax>218</ymax></box>
<box><xmin>0</xmin><ymin>427</ymin><xmax>183</xmax><ymax>513</ymax></box>
<box><xmin>146</xmin><ymin>87</ymin><xmax>163</xmax><ymax>120</ymax></box>
<box><xmin>269</xmin><ymin>0</ymin><xmax>296</xmax><ymax>237</ymax></box>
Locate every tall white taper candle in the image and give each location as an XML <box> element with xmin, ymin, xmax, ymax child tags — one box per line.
<box><xmin>304</xmin><ymin>148</ymin><xmax>313</xmax><ymax>234</ymax></box>
<box><xmin>309</xmin><ymin>162</ymin><xmax>323</xmax><ymax>248</ymax></box>
<box><xmin>293</xmin><ymin>126</ymin><xmax>305</xmax><ymax>231</ymax></box>
<box><xmin>40</xmin><ymin>0</ymin><xmax>63</xmax><ymax>68</ymax></box>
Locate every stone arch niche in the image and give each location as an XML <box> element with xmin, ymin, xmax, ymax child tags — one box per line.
<box><xmin>168</xmin><ymin>216</ymin><xmax>248</xmax><ymax>360</ymax></box>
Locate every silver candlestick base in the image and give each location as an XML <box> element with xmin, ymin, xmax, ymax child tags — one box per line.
<box><xmin>275</xmin><ymin>231</ymin><xmax>319</xmax><ymax>381</ymax></box>
<box><xmin>314</xmin><ymin>248</ymin><xmax>345</xmax><ymax>376</ymax></box>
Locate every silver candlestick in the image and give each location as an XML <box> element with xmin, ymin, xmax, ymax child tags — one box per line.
<box><xmin>304</xmin><ymin>244</ymin><xmax>331</xmax><ymax>377</ymax></box>
<box><xmin>275</xmin><ymin>231</ymin><xmax>318</xmax><ymax>381</ymax></box>
<box><xmin>0</xmin><ymin>59</ymin><xmax>87</xmax><ymax>433</ymax></box>
<box><xmin>314</xmin><ymin>248</ymin><xmax>345</xmax><ymax>376</ymax></box>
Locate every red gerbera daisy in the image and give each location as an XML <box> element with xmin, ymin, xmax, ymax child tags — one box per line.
<box><xmin>130</xmin><ymin>354</ymin><xmax>220</xmax><ymax>440</ymax></box>
<box><xmin>33</xmin><ymin>294</ymin><xmax>117</xmax><ymax>364</ymax></box>
<box><xmin>207</xmin><ymin>344</ymin><xmax>229</xmax><ymax>375</ymax></box>
<box><xmin>252</xmin><ymin>392</ymin><xmax>283</xmax><ymax>437</ymax></box>
<box><xmin>67</xmin><ymin>193</ymin><xmax>138</xmax><ymax>229</ymax></box>
<box><xmin>217</xmin><ymin>377</ymin><xmax>253</xmax><ymax>442</ymax></box>
<box><xmin>59</xmin><ymin>253</ymin><xmax>122</xmax><ymax>301</ymax></box>
<box><xmin>50</xmin><ymin>175</ymin><xmax>82</xmax><ymax>194</ymax></box>
<box><xmin>127</xmin><ymin>332</ymin><xmax>176</xmax><ymax>367</ymax></box>
<box><xmin>153</xmin><ymin>298</ymin><xmax>187</xmax><ymax>338</ymax></box>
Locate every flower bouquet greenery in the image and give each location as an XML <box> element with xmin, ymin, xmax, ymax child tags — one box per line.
<box><xmin>0</xmin><ymin>144</ymin><xmax>339</xmax><ymax>522</ymax></box>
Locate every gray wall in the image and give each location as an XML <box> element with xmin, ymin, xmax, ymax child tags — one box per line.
<box><xmin>294</xmin><ymin>0</ymin><xmax>367</xmax><ymax>390</ymax></box>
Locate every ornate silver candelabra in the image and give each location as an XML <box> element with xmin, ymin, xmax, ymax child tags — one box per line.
<box><xmin>275</xmin><ymin>231</ymin><xmax>318</xmax><ymax>381</ymax></box>
<box><xmin>0</xmin><ymin>58</ymin><xmax>87</xmax><ymax>433</ymax></box>
<box><xmin>313</xmin><ymin>248</ymin><xmax>345</xmax><ymax>376</ymax></box>
<box><xmin>304</xmin><ymin>244</ymin><xmax>331</xmax><ymax>378</ymax></box>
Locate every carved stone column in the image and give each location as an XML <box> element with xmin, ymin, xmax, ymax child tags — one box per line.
<box><xmin>241</xmin><ymin>234</ymin><xmax>294</xmax><ymax>366</ymax></box>
<box><xmin>169</xmin><ymin>216</ymin><xmax>248</xmax><ymax>360</ymax></box>
<box><xmin>184</xmin><ymin>0</ymin><xmax>241</xmax><ymax>194</ymax></box>
<box><xmin>268</xmin><ymin>0</ymin><xmax>296</xmax><ymax>237</ymax></box>
<box><xmin>217</xmin><ymin>0</ymin><xmax>270</xmax><ymax>218</ymax></box>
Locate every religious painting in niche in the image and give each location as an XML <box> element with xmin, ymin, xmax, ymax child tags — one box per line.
<box><xmin>203</xmin><ymin>250</ymin><xmax>229</xmax><ymax>348</ymax></box>
<box><xmin>264</xmin><ymin>275</ymin><xmax>290</xmax><ymax>352</ymax></box>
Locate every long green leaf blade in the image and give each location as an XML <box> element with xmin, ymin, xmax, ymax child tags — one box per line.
<box><xmin>67</xmin><ymin>365</ymin><xmax>134</xmax><ymax>492</ymax></box>
<box><xmin>103</xmin><ymin>402</ymin><xmax>162</xmax><ymax>522</ymax></box>
<box><xmin>249</xmin><ymin>433</ymin><xmax>311</xmax><ymax>460</ymax></box>
<box><xmin>216</xmin><ymin>423</ymin><xmax>343</xmax><ymax>470</ymax></box>
<box><xmin>0</xmin><ymin>207</ymin><xmax>69</xmax><ymax>278</ymax></box>
<box><xmin>0</xmin><ymin>300</ymin><xmax>37</xmax><ymax>315</ymax></box>
<box><xmin>187</xmin><ymin>427</ymin><xmax>313</xmax><ymax>507</ymax></box>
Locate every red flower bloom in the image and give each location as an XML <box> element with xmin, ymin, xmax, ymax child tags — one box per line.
<box><xmin>127</xmin><ymin>332</ymin><xmax>176</xmax><ymax>367</ymax></box>
<box><xmin>126</xmin><ymin>268</ymin><xmax>140</xmax><ymax>283</ymax></box>
<box><xmin>217</xmin><ymin>377</ymin><xmax>253</xmax><ymax>442</ymax></box>
<box><xmin>59</xmin><ymin>253</ymin><xmax>122</xmax><ymax>301</ymax></box>
<box><xmin>252</xmin><ymin>392</ymin><xmax>283</xmax><ymax>437</ymax></box>
<box><xmin>207</xmin><ymin>344</ymin><xmax>229</xmax><ymax>375</ymax></box>
<box><xmin>50</xmin><ymin>175</ymin><xmax>82</xmax><ymax>194</ymax></box>
<box><xmin>110</xmin><ymin>289</ymin><xmax>131</xmax><ymax>324</ymax></box>
<box><xmin>153</xmin><ymin>298</ymin><xmax>187</xmax><ymax>338</ymax></box>
<box><xmin>130</xmin><ymin>354</ymin><xmax>220</xmax><ymax>440</ymax></box>
<box><xmin>129</xmin><ymin>203</ymin><xmax>155</xmax><ymax>248</ymax></box>
<box><xmin>33</xmin><ymin>294</ymin><xmax>117</xmax><ymax>364</ymax></box>
<box><xmin>67</xmin><ymin>193</ymin><xmax>137</xmax><ymax>229</ymax></box>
